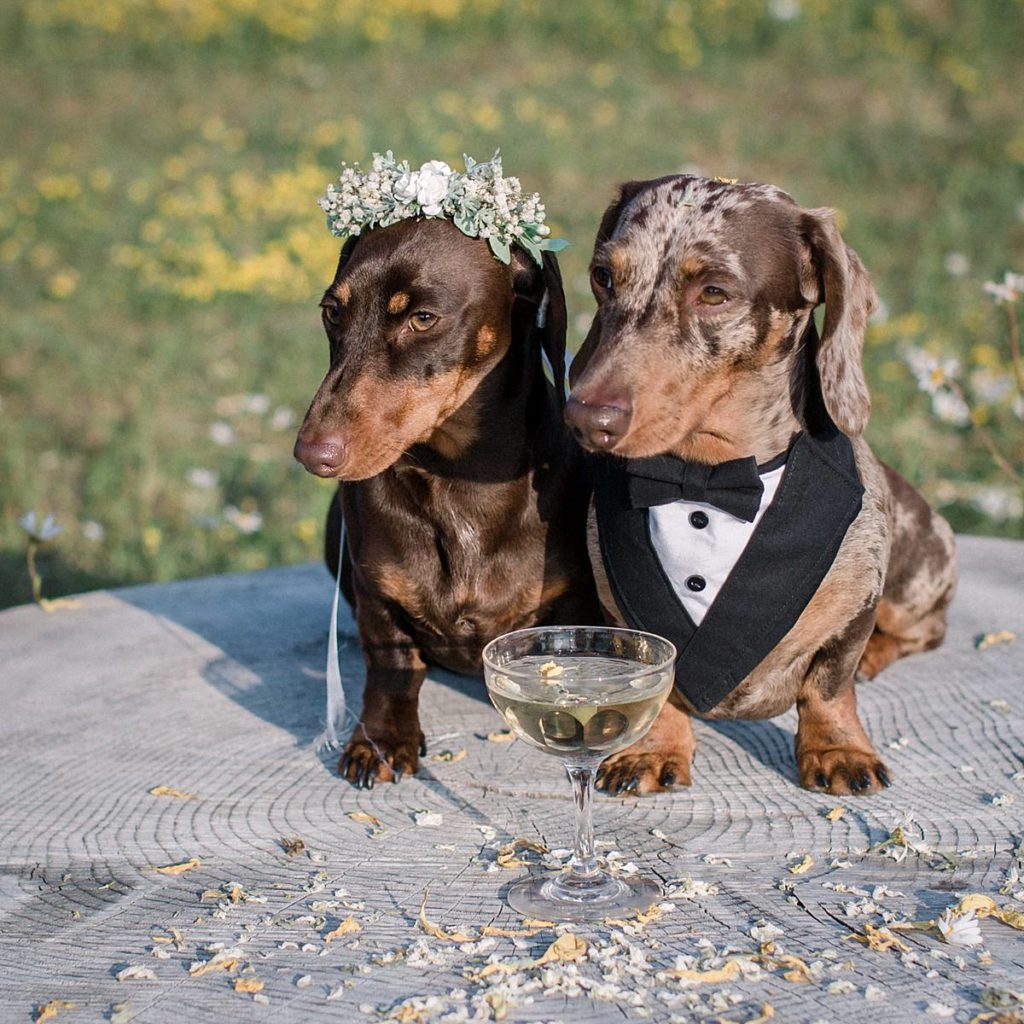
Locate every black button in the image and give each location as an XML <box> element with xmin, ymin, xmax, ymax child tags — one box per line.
<box><xmin>689</xmin><ymin>510</ymin><xmax>709</xmax><ymax>529</ymax></box>
<box><xmin>685</xmin><ymin>575</ymin><xmax>706</xmax><ymax>592</ymax></box>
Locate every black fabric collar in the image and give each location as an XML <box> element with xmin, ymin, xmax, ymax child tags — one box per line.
<box><xmin>592</xmin><ymin>423</ymin><xmax>864</xmax><ymax>712</ymax></box>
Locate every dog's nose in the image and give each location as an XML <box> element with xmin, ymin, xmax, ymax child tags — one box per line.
<box><xmin>293</xmin><ymin>433</ymin><xmax>347</xmax><ymax>477</ymax></box>
<box><xmin>565</xmin><ymin>393</ymin><xmax>633</xmax><ymax>451</ymax></box>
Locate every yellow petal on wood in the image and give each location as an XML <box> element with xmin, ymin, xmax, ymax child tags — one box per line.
<box><xmin>189</xmin><ymin>957</ymin><xmax>240</xmax><ymax>977</ymax></box>
<box><xmin>148</xmin><ymin>786</ymin><xmax>196</xmax><ymax>800</ymax></box>
<box><xmin>473</xmin><ymin>962</ymin><xmax>518</xmax><ymax>980</ymax></box>
<box><xmin>774</xmin><ymin>954</ymin><xmax>812</xmax><ymax>984</ymax></box>
<box><xmin>994</xmin><ymin>907</ymin><xmax>1024</xmax><ymax>930</ymax></box>
<box><xmin>788</xmin><ymin>854</ymin><xmax>814</xmax><ymax>875</ymax></box>
<box><xmin>480</xmin><ymin>920</ymin><xmax>552</xmax><ymax>938</ymax></box>
<box><xmin>324</xmin><ymin>916</ymin><xmax>362</xmax><ymax>942</ymax></box>
<box><xmin>417</xmin><ymin>892</ymin><xmax>476</xmax><ymax>943</ymax></box>
<box><xmin>151</xmin><ymin>928</ymin><xmax>184</xmax><ymax>948</ymax></box>
<box><xmin>825</xmin><ymin>806</ymin><xmax>846</xmax><ymax>822</ymax></box>
<box><xmin>496</xmin><ymin>838</ymin><xmax>548</xmax><ymax>869</ymax></box>
<box><xmin>393</xmin><ymin>1007</ymin><xmax>428</xmax><ymax>1024</ymax></box>
<box><xmin>663</xmin><ymin>959</ymin><xmax>743</xmax><ymax>984</ymax></box>
<box><xmin>233</xmin><ymin>978</ymin><xmax>264</xmax><ymax>993</ymax></box>
<box><xmin>850</xmin><ymin>923</ymin><xmax>911</xmax><ymax>953</ymax></box>
<box><xmin>348</xmin><ymin>811</ymin><xmax>382</xmax><ymax>828</ymax></box>
<box><xmin>975</xmin><ymin>630</ymin><xmax>1015</xmax><ymax>651</ymax></box>
<box><xmin>954</xmin><ymin>893</ymin><xmax>998</xmax><ymax>917</ymax></box>
<box><xmin>34</xmin><ymin>1001</ymin><xmax>75</xmax><ymax>1023</ymax></box>
<box><xmin>605</xmin><ymin>902</ymin><xmax>665</xmax><ymax>928</ymax></box>
<box><xmin>486</xmin><ymin>729</ymin><xmax>516</xmax><ymax>743</ymax></box>
<box><xmin>470</xmin><ymin>931</ymin><xmax>588</xmax><ymax>980</ymax></box>
<box><xmin>535</xmin><ymin>932</ymin><xmax>588</xmax><ymax>965</ymax></box>
<box><xmin>431</xmin><ymin>749</ymin><xmax>467</xmax><ymax>763</ymax></box>
<box><xmin>155</xmin><ymin>857</ymin><xmax>201</xmax><ymax>875</ymax></box>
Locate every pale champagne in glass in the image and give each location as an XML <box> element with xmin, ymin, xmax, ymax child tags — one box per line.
<box><xmin>483</xmin><ymin>627</ymin><xmax>677</xmax><ymax>922</ymax></box>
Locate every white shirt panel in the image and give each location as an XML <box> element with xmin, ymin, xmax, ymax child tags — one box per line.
<box><xmin>647</xmin><ymin>464</ymin><xmax>785</xmax><ymax>626</ymax></box>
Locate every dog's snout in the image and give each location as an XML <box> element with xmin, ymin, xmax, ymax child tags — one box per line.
<box><xmin>293</xmin><ymin>432</ymin><xmax>347</xmax><ymax>478</ymax></box>
<box><xmin>565</xmin><ymin>393</ymin><xmax>633</xmax><ymax>451</ymax></box>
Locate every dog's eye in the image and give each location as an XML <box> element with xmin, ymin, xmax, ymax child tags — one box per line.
<box><xmin>699</xmin><ymin>286</ymin><xmax>728</xmax><ymax>306</ymax></box>
<box><xmin>409</xmin><ymin>311</ymin><xmax>437</xmax><ymax>333</ymax></box>
<box><xmin>592</xmin><ymin>266</ymin><xmax>613</xmax><ymax>291</ymax></box>
<box><xmin>320</xmin><ymin>300</ymin><xmax>341</xmax><ymax>325</ymax></box>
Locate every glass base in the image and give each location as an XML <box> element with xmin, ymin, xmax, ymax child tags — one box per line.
<box><xmin>506</xmin><ymin>869</ymin><xmax>661</xmax><ymax>923</ymax></box>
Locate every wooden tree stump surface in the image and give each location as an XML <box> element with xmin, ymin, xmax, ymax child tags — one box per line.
<box><xmin>1</xmin><ymin>534</ymin><xmax>1022</xmax><ymax>1023</ymax></box>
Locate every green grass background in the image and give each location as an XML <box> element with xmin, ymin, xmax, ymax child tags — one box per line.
<box><xmin>2</xmin><ymin>0</ymin><xmax>1022</xmax><ymax>608</ymax></box>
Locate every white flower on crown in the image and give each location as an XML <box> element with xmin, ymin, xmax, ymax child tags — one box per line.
<box><xmin>415</xmin><ymin>160</ymin><xmax>452</xmax><ymax>215</ymax></box>
<box><xmin>393</xmin><ymin>169</ymin><xmax>419</xmax><ymax>203</ymax></box>
<box><xmin>318</xmin><ymin>151</ymin><xmax>568</xmax><ymax>266</ymax></box>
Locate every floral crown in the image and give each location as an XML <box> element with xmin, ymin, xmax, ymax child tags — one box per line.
<box><xmin>318</xmin><ymin>151</ymin><xmax>568</xmax><ymax>266</ymax></box>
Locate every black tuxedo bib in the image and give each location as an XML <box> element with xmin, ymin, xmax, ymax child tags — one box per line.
<box><xmin>592</xmin><ymin>424</ymin><xmax>864</xmax><ymax>712</ymax></box>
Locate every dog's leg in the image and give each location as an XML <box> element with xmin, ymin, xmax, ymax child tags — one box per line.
<box><xmin>859</xmin><ymin>469</ymin><xmax>957</xmax><ymax>678</ymax></box>
<box><xmin>795</xmin><ymin>607</ymin><xmax>891</xmax><ymax>795</ymax></box>
<box><xmin>339</xmin><ymin>594</ymin><xmax>427</xmax><ymax>788</ymax></box>
<box><xmin>595</xmin><ymin>693</ymin><xmax>695</xmax><ymax>796</ymax></box>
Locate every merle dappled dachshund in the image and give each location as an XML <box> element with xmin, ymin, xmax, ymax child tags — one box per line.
<box><xmin>566</xmin><ymin>176</ymin><xmax>957</xmax><ymax>797</ymax></box>
<box><xmin>294</xmin><ymin>220</ymin><xmax>600</xmax><ymax>787</ymax></box>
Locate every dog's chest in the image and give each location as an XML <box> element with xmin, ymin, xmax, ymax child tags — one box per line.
<box><xmin>372</xmin><ymin>515</ymin><xmax>548</xmax><ymax>640</ymax></box>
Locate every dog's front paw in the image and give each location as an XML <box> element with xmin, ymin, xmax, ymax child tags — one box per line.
<box><xmin>595</xmin><ymin>747</ymin><xmax>692</xmax><ymax>796</ymax></box>
<box><xmin>797</xmin><ymin>747</ymin><xmax>891</xmax><ymax>795</ymax></box>
<box><xmin>338</xmin><ymin>723</ymin><xmax>427</xmax><ymax>789</ymax></box>
<box><xmin>595</xmin><ymin>699</ymin><xmax>696</xmax><ymax>796</ymax></box>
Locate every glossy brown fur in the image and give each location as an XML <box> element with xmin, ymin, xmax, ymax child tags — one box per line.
<box><xmin>570</xmin><ymin>176</ymin><xmax>957</xmax><ymax>797</ymax></box>
<box><xmin>296</xmin><ymin>218</ymin><xmax>600</xmax><ymax>787</ymax></box>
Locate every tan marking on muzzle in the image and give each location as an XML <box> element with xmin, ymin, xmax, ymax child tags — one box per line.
<box><xmin>387</xmin><ymin>291</ymin><xmax>411</xmax><ymax>315</ymax></box>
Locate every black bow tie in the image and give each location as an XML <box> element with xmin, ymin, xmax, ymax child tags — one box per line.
<box><xmin>623</xmin><ymin>454</ymin><xmax>766</xmax><ymax>522</ymax></box>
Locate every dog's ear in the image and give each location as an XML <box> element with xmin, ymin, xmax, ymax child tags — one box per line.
<box><xmin>332</xmin><ymin>235</ymin><xmax>360</xmax><ymax>280</ymax></box>
<box><xmin>569</xmin><ymin>181</ymin><xmax>650</xmax><ymax>387</ymax></box>
<box><xmin>800</xmin><ymin>209</ymin><xmax>876</xmax><ymax>436</ymax></box>
<box><xmin>512</xmin><ymin>248</ymin><xmax>568</xmax><ymax>406</ymax></box>
<box><xmin>538</xmin><ymin>250</ymin><xmax>568</xmax><ymax>407</ymax></box>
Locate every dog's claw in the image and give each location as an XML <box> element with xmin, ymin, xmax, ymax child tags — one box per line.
<box><xmin>338</xmin><ymin>726</ymin><xmax>422</xmax><ymax>787</ymax></box>
<box><xmin>799</xmin><ymin>749</ymin><xmax>891</xmax><ymax>796</ymax></box>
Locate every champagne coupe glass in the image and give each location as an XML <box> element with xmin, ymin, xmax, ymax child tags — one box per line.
<box><xmin>482</xmin><ymin>625</ymin><xmax>677</xmax><ymax>922</ymax></box>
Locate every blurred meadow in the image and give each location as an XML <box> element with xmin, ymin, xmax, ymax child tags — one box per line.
<box><xmin>1</xmin><ymin>0</ymin><xmax>1023</xmax><ymax>608</ymax></box>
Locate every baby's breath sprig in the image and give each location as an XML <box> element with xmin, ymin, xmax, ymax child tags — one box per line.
<box><xmin>318</xmin><ymin>152</ymin><xmax>568</xmax><ymax>266</ymax></box>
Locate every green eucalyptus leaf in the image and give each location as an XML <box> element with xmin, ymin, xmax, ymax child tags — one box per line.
<box><xmin>538</xmin><ymin>237</ymin><xmax>570</xmax><ymax>253</ymax></box>
<box><xmin>453</xmin><ymin>209</ymin><xmax>477</xmax><ymax>237</ymax></box>
<box><xmin>488</xmin><ymin>236</ymin><xmax>512</xmax><ymax>264</ymax></box>
<box><xmin>517</xmin><ymin>235</ymin><xmax>543</xmax><ymax>266</ymax></box>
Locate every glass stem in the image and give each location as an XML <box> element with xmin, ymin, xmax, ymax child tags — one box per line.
<box><xmin>565</xmin><ymin>763</ymin><xmax>599</xmax><ymax>879</ymax></box>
